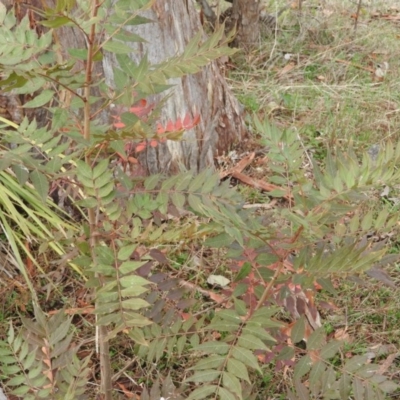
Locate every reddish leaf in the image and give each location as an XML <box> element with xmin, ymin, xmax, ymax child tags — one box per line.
<box><xmin>166</xmin><ymin>119</ymin><xmax>175</xmax><ymax>132</ymax></box>
<box><xmin>149</xmin><ymin>139</ymin><xmax>158</xmax><ymax>148</ymax></box>
<box><xmin>181</xmin><ymin>312</ymin><xmax>192</xmax><ymax>320</ymax></box>
<box><xmin>128</xmin><ymin>157</ymin><xmax>138</xmax><ymax>164</ymax></box>
<box><xmin>175</xmin><ymin>118</ymin><xmax>183</xmax><ymax>130</ymax></box>
<box><xmin>183</xmin><ymin>112</ymin><xmax>201</xmax><ymax>130</ymax></box>
<box><xmin>136</xmin><ymin>142</ymin><xmax>147</xmax><ymax>152</ymax></box>
<box><xmin>156</xmin><ymin>122</ymin><xmax>165</xmax><ymax>134</ymax></box>
<box><xmin>129</xmin><ymin>98</ymin><xmax>154</xmax><ymax>118</ymax></box>
<box><xmin>112</xmin><ymin>98</ymin><xmax>155</xmax><ymax>129</ymax></box>
<box><xmin>156</xmin><ymin>113</ymin><xmax>200</xmax><ymax>134</ymax></box>
<box><xmin>111</xmin><ymin>113</ymin><xmax>124</xmax><ymax>127</ymax></box>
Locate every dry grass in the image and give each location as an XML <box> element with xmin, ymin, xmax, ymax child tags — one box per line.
<box><xmin>226</xmin><ymin>0</ymin><xmax>400</xmax><ymax>395</ymax></box>
<box><xmin>230</xmin><ymin>0</ymin><xmax>400</xmax><ymax>153</ymax></box>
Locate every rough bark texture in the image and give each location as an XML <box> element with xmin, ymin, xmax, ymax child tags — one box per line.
<box><xmin>232</xmin><ymin>0</ymin><xmax>261</xmax><ymax>50</ymax></box>
<box><xmin>103</xmin><ymin>0</ymin><xmax>246</xmax><ymax>174</ymax></box>
<box><xmin>2</xmin><ymin>0</ymin><xmax>246</xmax><ymax>175</ymax></box>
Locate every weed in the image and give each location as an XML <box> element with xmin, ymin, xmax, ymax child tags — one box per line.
<box><xmin>237</xmin><ymin>93</ymin><xmax>260</xmax><ymax>112</ymax></box>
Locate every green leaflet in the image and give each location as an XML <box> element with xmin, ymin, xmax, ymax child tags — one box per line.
<box><xmin>0</xmin><ymin>307</ymin><xmax>91</xmax><ymax>399</ymax></box>
<box><xmin>186</xmin><ymin>370</ymin><xmax>221</xmax><ymax>383</ymax></box>
<box><xmin>193</xmin><ymin>341</ymin><xmax>229</xmax><ymax>355</ymax></box>
<box><xmin>187</xmin><ymin>385</ymin><xmax>219</xmax><ymax>400</ymax></box>
<box><xmin>29</xmin><ymin>170</ymin><xmax>49</xmax><ymax>202</ymax></box>
<box><xmin>231</xmin><ymin>346</ymin><xmax>261</xmax><ymax>373</ymax></box>
<box><xmin>190</xmin><ymin>355</ymin><xmax>225</xmax><ymax>371</ymax></box>
<box><xmin>294</xmin><ymin>355</ymin><xmax>312</xmax><ymax>380</ymax></box>
<box><xmin>23</xmin><ymin>90</ymin><xmax>55</xmax><ymax>108</ymax></box>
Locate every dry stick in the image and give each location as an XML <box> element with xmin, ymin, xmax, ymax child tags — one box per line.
<box><xmin>231</xmin><ymin>171</ymin><xmax>292</xmax><ymax>202</ymax></box>
<box><xmin>219</xmin><ymin>152</ymin><xmax>291</xmax><ymax>200</ymax></box>
<box><xmin>353</xmin><ymin>0</ymin><xmax>362</xmax><ymax>35</ymax></box>
<box><xmin>335</xmin><ymin>59</ymin><xmax>374</xmax><ymax>73</ymax></box>
<box><xmin>219</xmin><ymin>152</ymin><xmax>255</xmax><ymax>179</ymax></box>
<box><xmin>83</xmin><ymin>1</ymin><xmax>113</xmax><ymax>399</ymax></box>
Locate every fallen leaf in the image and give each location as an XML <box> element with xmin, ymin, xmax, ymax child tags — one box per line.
<box><xmin>230</xmin><ymin>171</ymin><xmax>292</xmax><ymax>201</ymax></box>
<box><xmin>377</xmin><ymin>352</ymin><xmax>399</xmax><ymax>375</ymax></box>
<box><xmin>208</xmin><ymin>291</ymin><xmax>226</xmax><ymax>303</ymax></box>
<box><xmin>278</xmin><ymin>61</ymin><xmax>296</xmax><ymax>77</ymax></box>
<box><xmin>207</xmin><ymin>274</ymin><xmax>230</xmax><ymax>288</ymax></box>
<box><xmin>219</xmin><ymin>152</ymin><xmax>255</xmax><ymax>179</ymax></box>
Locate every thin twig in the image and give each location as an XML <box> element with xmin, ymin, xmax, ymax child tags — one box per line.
<box><xmin>353</xmin><ymin>0</ymin><xmax>362</xmax><ymax>34</ymax></box>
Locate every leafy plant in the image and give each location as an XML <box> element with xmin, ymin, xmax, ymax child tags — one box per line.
<box><xmin>0</xmin><ymin>305</ymin><xmax>91</xmax><ymax>400</ymax></box>
<box><xmin>0</xmin><ymin>121</ymin><xmax>78</xmax><ymax>295</ymax></box>
<box><xmin>287</xmin><ymin>328</ymin><xmax>395</xmax><ymax>400</ymax></box>
<box><xmin>0</xmin><ymin>0</ymin><xmax>399</xmax><ymax>399</ymax></box>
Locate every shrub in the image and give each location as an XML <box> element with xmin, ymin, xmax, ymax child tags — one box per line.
<box><xmin>0</xmin><ymin>1</ymin><xmax>398</xmax><ymax>399</ymax></box>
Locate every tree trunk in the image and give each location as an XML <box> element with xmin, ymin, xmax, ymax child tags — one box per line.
<box><xmin>106</xmin><ymin>0</ymin><xmax>246</xmax><ymax>174</ymax></box>
<box><xmin>3</xmin><ymin>0</ymin><xmax>246</xmax><ymax>175</ymax></box>
<box><xmin>231</xmin><ymin>0</ymin><xmax>261</xmax><ymax>50</ymax></box>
